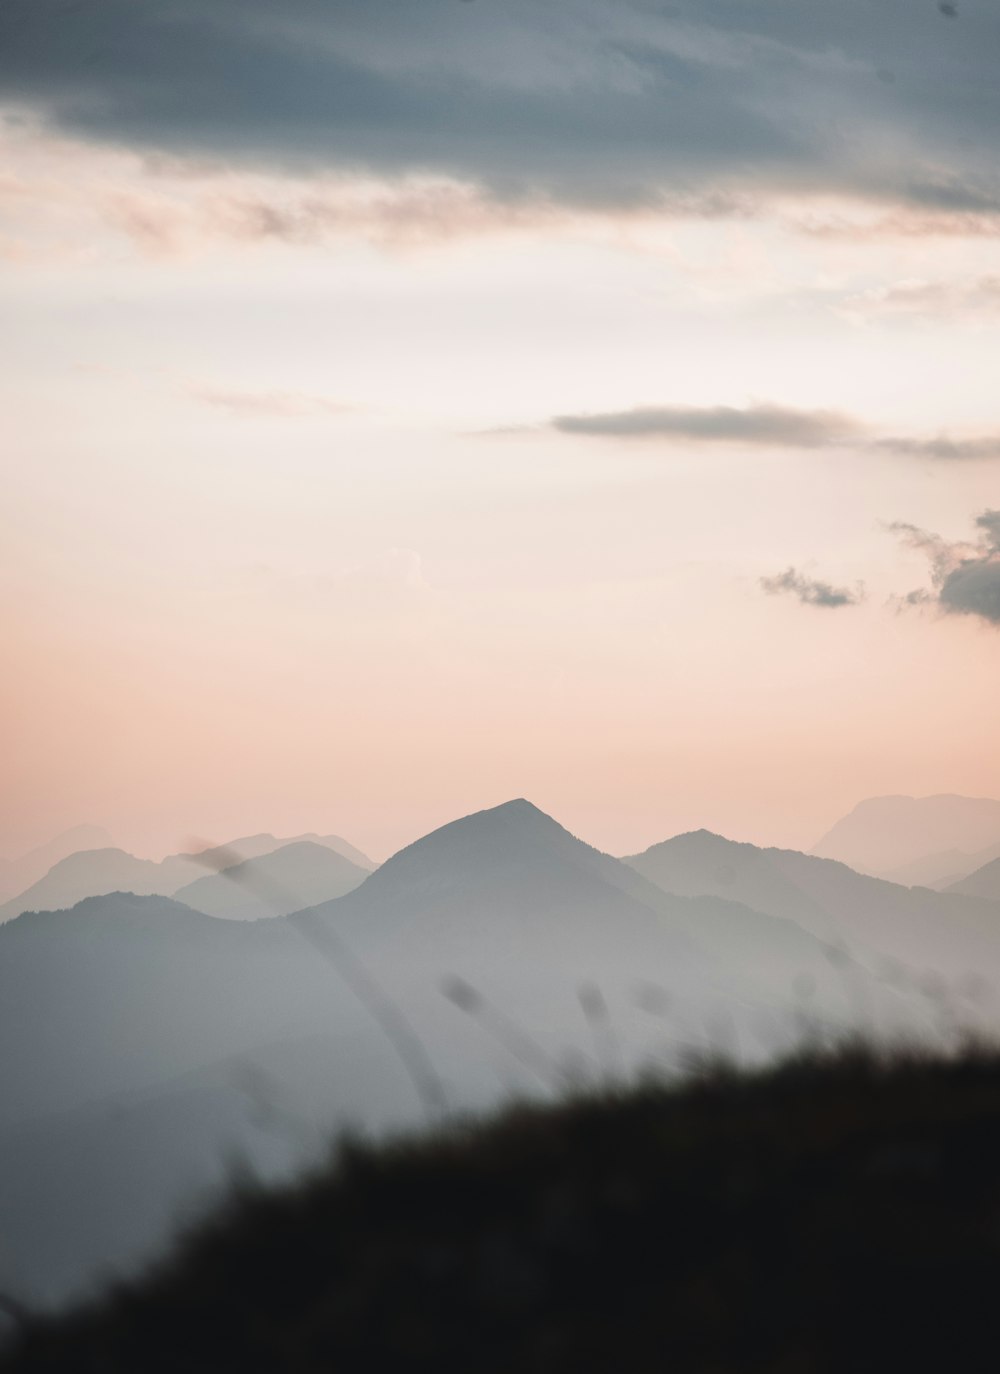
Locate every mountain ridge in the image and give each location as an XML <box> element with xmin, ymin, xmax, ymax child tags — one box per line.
<box><xmin>0</xmin><ymin>832</ymin><xmax>373</xmax><ymax>923</ymax></box>
<box><xmin>812</xmin><ymin>794</ymin><xmax>1000</xmax><ymax>878</ymax></box>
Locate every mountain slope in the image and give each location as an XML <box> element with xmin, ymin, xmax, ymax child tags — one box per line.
<box><xmin>812</xmin><ymin>794</ymin><xmax>1000</xmax><ymax>877</ymax></box>
<box><xmin>174</xmin><ymin>841</ymin><xmax>370</xmax><ymax>920</ymax></box>
<box><xmin>0</xmin><ymin>826</ymin><xmax>114</xmax><ymax>905</ymax></box>
<box><xmin>294</xmin><ymin>801</ymin><xmax>910</xmax><ymax>1050</ymax></box>
<box><xmin>625</xmin><ymin>829</ymin><xmax>1000</xmax><ymax>986</ymax></box>
<box><xmin>947</xmin><ymin>855</ymin><xmax>1000</xmax><ymax>902</ymax></box>
<box><xmin>0</xmin><ymin>894</ymin><xmax>355</xmax><ymax>1130</ymax></box>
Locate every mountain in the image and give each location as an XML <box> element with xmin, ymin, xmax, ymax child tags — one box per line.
<box><xmin>174</xmin><ymin>841</ymin><xmax>370</xmax><ymax>920</ymax></box>
<box><xmin>884</xmin><ymin>838</ymin><xmax>1000</xmax><ymax>890</ymax></box>
<box><xmin>947</xmin><ymin>855</ymin><xmax>1000</xmax><ymax>902</ymax></box>
<box><xmin>293</xmin><ymin>799</ymin><xmax>710</xmax><ymax>1019</ymax></box>
<box><xmin>295</xmin><ymin>832</ymin><xmax>374</xmax><ymax>871</ymax></box>
<box><xmin>0</xmin><ymin>877</ymin><xmax>455</xmax><ymax>1305</ymax></box>
<box><xmin>193</xmin><ymin>831</ymin><xmax>374</xmax><ymax>872</ymax></box>
<box><xmin>0</xmin><ymin>832</ymin><xmax>373</xmax><ymax>922</ymax></box>
<box><xmin>0</xmin><ymin>893</ymin><xmax>360</xmax><ymax>1131</ymax></box>
<box><xmin>293</xmin><ymin>801</ymin><xmax>911</xmax><ymax>1056</ymax></box>
<box><xmin>0</xmin><ymin>801</ymin><xmax>947</xmax><ymax>1307</ymax></box>
<box><xmin>811</xmin><ymin>794</ymin><xmax>1000</xmax><ymax>878</ymax></box>
<box><xmin>0</xmin><ymin>825</ymin><xmax>114</xmax><ymax>904</ymax></box>
<box><xmin>624</xmin><ymin>829</ymin><xmax>1000</xmax><ymax>989</ymax></box>
<box><xmin>0</xmin><ymin>849</ymin><xmax>204</xmax><ymax>924</ymax></box>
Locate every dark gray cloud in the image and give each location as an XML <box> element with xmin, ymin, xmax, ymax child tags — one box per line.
<box><xmin>549</xmin><ymin>402</ymin><xmax>1000</xmax><ymax>460</ymax></box>
<box><xmin>552</xmin><ymin>404</ymin><xmax>859</xmax><ymax>447</ymax></box>
<box><xmin>876</xmin><ymin>435</ymin><xmax>1000</xmax><ymax>461</ymax></box>
<box><xmin>1</xmin><ymin>1</ymin><xmax>999</xmax><ymax>215</ymax></box>
<box><xmin>891</xmin><ymin>510</ymin><xmax>1000</xmax><ymax>625</ymax></box>
<box><xmin>760</xmin><ymin>568</ymin><xmax>866</xmax><ymax>609</ymax></box>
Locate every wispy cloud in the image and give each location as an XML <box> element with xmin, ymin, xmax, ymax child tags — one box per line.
<box><xmin>551</xmin><ymin>403</ymin><xmax>860</xmax><ymax>448</ymax></box>
<box><xmin>890</xmin><ymin>511</ymin><xmax>1000</xmax><ymax>626</ymax></box>
<box><xmin>760</xmin><ymin>568</ymin><xmax>866</xmax><ymax>609</ymax></box>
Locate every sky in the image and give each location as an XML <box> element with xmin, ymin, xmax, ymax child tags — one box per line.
<box><xmin>2</xmin><ymin>0</ymin><xmax>999</xmax><ymax>862</ymax></box>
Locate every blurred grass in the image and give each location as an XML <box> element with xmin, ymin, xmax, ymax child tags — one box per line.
<box><xmin>6</xmin><ymin>1040</ymin><xmax>1000</xmax><ymax>1371</ymax></box>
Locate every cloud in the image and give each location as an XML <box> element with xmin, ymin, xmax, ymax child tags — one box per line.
<box><xmin>2</xmin><ymin>0</ymin><xmax>1000</xmax><ymax>220</ymax></box>
<box><xmin>0</xmin><ymin>110</ymin><xmax>766</xmax><ymax>266</ymax></box>
<box><xmin>891</xmin><ymin>510</ymin><xmax>1000</xmax><ymax>626</ymax></box>
<box><xmin>551</xmin><ymin>403</ymin><xmax>861</xmax><ymax>447</ymax></box>
<box><xmin>760</xmin><ymin>568</ymin><xmax>866</xmax><ymax>609</ymax></box>
<box><xmin>792</xmin><ymin>207</ymin><xmax>1000</xmax><ymax>242</ymax></box>
<box><xmin>548</xmin><ymin>401</ymin><xmax>1000</xmax><ymax>461</ymax></box>
<box><xmin>193</xmin><ymin>387</ymin><xmax>352</xmax><ymax>418</ymax></box>
<box><xmin>875</xmin><ymin>435</ymin><xmax>1000</xmax><ymax>462</ymax></box>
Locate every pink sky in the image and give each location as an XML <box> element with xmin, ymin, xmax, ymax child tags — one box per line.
<box><xmin>2</xmin><ymin>112</ymin><xmax>999</xmax><ymax>863</ymax></box>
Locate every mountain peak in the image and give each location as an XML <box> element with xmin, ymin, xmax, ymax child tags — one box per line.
<box><xmin>626</xmin><ymin>829</ymin><xmax>752</xmax><ymax>863</ymax></box>
<box><xmin>303</xmin><ymin>799</ymin><xmax>602</xmax><ymax>910</ymax></box>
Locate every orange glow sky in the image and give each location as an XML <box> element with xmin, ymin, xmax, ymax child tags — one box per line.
<box><xmin>2</xmin><ymin>3</ymin><xmax>1000</xmax><ymax>862</ymax></box>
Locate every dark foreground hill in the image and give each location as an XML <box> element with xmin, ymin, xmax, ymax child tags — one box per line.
<box><xmin>6</xmin><ymin>1046</ymin><xmax>1000</xmax><ymax>1373</ymax></box>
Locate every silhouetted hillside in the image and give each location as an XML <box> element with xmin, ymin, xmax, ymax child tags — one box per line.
<box><xmin>6</xmin><ymin>1046</ymin><xmax>1000</xmax><ymax>1373</ymax></box>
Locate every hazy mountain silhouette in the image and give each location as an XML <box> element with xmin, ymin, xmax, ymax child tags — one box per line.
<box><xmin>625</xmin><ymin>828</ymin><xmax>1000</xmax><ymax>987</ymax></box>
<box><xmin>884</xmin><ymin>838</ymin><xmax>1000</xmax><ymax>890</ymax></box>
<box><xmin>947</xmin><ymin>855</ymin><xmax>1000</xmax><ymax>902</ymax></box>
<box><xmin>174</xmin><ymin>841</ymin><xmax>370</xmax><ymax>920</ymax></box>
<box><xmin>294</xmin><ymin>801</ymin><xmax>911</xmax><ymax>1054</ymax></box>
<box><xmin>0</xmin><ymin>799</ymin><xmax>976</xmax><ymax>1308</ymax></box>
<box><xmin>0</xmin><ymin>893</ymin><xmax>359</xmax><ymax>1131</ymax></box>
<box><xmin>0</xmin><ymin>851</ymin><xmax>206</xmax><ymax>925</ymax></box>
<box><xmin>0</xmin><ymin>833</ymin><xmax>372</xmax><ymax>923</ymax></box>
<box><xmin>179</xmin><ymin>832</ymin><xmax>373</xmax><ymax>872</ymax></box>
<box><xmin>0</xmin><ymin>826</ymin><xmax>113</xmax><ymax>905</ymax></box>
<box><xmin>812</xmin><ymin>794</ymin><xmax>1000</xmax><ymax>877</ymax></box>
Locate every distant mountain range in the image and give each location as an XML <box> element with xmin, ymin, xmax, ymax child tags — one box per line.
<box><xmin>947</xmin><ymin>855</ymin><xmax>1000</xmax><ymax>903</ymax></box>
<box><xmin>812</xmin><ymin>794</ymin><xmax>1000</xmax><ymax>882</ymax></box>
<box><xmin>625</xmin><ymin>827</ymin><xmax>1000</xmax><ymax>997</ymax></box>
<box><xmin>175</xmin><ymin>841</ymin><xmax>370</xmax><ymax>920</ymax></box>
<box><xmin>0</xmin><ymin>832</ymin><xmax>373</xmax><ymax>923</ymax></box>
<box><xmin>0</xmin><ymin>825</ymin><xmax>113</xmax><ymax>905</ymax></box>
<box><xmin>2</xmin><ymin>797</ymin><xmax>1000</xmax><ymax>1309</ymax></box>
